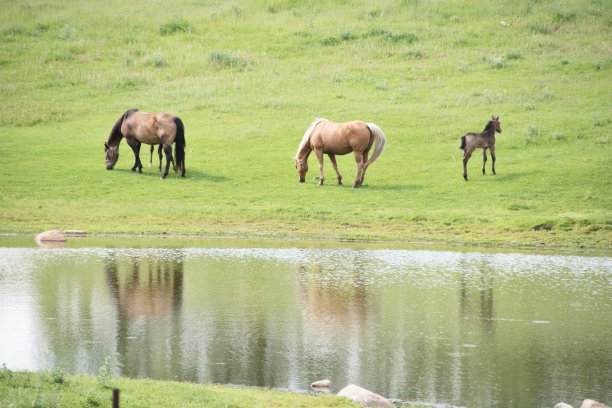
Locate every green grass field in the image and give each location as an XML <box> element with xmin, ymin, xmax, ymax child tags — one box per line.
<box><xmin>0</xmin><ymin>368</ymin><xmax>363</xmax><ymax>408</ymax></box>
<box><xmin>0</xmin><ymin>0</ymin><xmax>610</xmax><ymax>249</ymax></box>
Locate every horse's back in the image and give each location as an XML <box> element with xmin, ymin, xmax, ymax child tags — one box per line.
<box><xmin>315</xmin><ymin>120</ymin><xmax>371</xmax><ymax>154</ymax></box>
<box><xmin>124</xmin><ymin>111</ymin><xmax>178</xmax><ymax>145</ymax></box>
<box><xmin>462</xmin><ymin>132</ymin><xmax>493</xmax><ymax>149</ymax></box>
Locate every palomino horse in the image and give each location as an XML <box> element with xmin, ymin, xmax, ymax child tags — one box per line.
<box><xmin>294</xmin><ymin>118</ymin><xmax>387</xmax><ymax>188</ymax></box>
<box><xmin>104</xmin><ymin>109</ymin><xmax>185</xmax><ymax>178</ymax></box>
<box><xmin>460</xmin><ymin>116</ymin><xmax>502</xmax><ymax>181</ymax></box>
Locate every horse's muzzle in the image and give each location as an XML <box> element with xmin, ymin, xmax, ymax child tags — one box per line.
<box><xmin>106</xmin><ymin>164</ymin><xmax>114</xmax><ymax>170</ymax></box>
<box><xmin>299</xmin><ymin>178</ymin><xmax>305</xmax><ymax>183</ymax></box>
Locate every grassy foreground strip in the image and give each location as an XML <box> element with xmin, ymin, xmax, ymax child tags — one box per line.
<box><xmin>0</xmin><ymin>0</ymin><xmax>610</xmax><ymax>250</ymax></box>
<box><xmin>0</xmin><ymin>369</ymin><xmax>370</xmax><ymax>408</ymax></box>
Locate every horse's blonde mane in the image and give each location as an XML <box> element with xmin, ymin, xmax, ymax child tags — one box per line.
<box><xmin>295</xmin><ymin>118</ymin><xmax>326</xmax><ymax>159</ymax></box>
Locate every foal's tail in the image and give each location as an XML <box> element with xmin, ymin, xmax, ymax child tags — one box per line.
<box><xmin>365</xmin><ymin>123</ymin><xmax>387</xmax><ymax>167</ymax></box>
<box><xmin>174</xmin><ymin>117</ymin><xmax>186</xmax><ymax>177</ymax></box>
<box><xmin>459</xmin><ymin>135</ymin><xmax>466</xmax><ymax>150</ymax></box>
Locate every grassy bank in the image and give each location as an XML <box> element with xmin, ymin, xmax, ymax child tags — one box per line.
<box><xmin>0</xmin><ymin>0</ymin><xmax>610</xmax><ymax>249</ymax></box>
<box><xmin>0</xmin><ymin>368</ymin><xmax>365</xmax><ymax>408</ymax></box>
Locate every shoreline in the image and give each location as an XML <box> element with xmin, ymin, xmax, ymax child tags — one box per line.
<box><xmin>2</xmin><ymin>231</ymin><xmax>610</xmax><ymax>256</ymax></box>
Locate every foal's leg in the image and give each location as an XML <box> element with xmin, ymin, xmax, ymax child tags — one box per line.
<box><xmin>462</xmin><ymin>149</ymin><xmax>472</xmax><ymax>181</ymax></box>
<box><xmin>482</xmin><ymin>147</ymin><xmax>488</xmax><ymax>175</ymax></box>
<box><xmin>161</xmin><ymin>144</ymin><xmax>174</xmax><ymax>179</ymax></box>
<box><xmin>490</xmin><ymin>145</ymin><xmax>496</xmax><ymax>175</ymax></box>
<box><xmin>328</xmin><ymin>154</ymin><xmax>342</xmax><ymax>185</ymax></box>
<box><xmin>314</xmin><ymin>149</ymin><xmax>325</xmax><ymax>185</ymax></box>
<box><xmin>127</xmin><ymin>139</ymin><xmax>143</xmax><ymax>173</ymax></box>
<box><xmin>353</xmin><ymin>151</ymin><xmax>365</xmax><ymax>188</ymax></box>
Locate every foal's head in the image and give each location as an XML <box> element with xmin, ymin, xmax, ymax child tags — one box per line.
<box><xmin>104</xmin><ymin>142</ymin><xmax>119</xmax><ymax>170</ymax></box>
<box><xmin>490</xmin><ymin>116</ymin><xmax>502</xmax><ymax>133</ymax></box>
<box><xmin>294</xmin><ymin>157</ymin><xmax>308</xmax><ymax>183</ymax></box>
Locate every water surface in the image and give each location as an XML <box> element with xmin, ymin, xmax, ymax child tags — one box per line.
<box><xmin>0</xmin><ymin>237</ymin><xmax>610</xmax><ymax>407</ymax></box>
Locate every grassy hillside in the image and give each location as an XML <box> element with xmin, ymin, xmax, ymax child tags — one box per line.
<box><xmin>0</xmin><ymin>0</ymin><xmax>610</xmax><ymax>249</ymax></box>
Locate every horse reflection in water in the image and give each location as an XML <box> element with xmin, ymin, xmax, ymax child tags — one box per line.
<box><xmin>104</xmin><ymin>254</ymin><xmax>186</xmax><ymax>379</ymax></box>
<box><xmin>295</xmin><ymin>263</ymin><xmax>369</xmax><ymax>331</ymax></box>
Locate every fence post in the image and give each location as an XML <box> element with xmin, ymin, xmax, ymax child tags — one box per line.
<box><xmin>112</xmin><ymin>388</ymin><xmax>120</xmax><ymax>408</ymax></box>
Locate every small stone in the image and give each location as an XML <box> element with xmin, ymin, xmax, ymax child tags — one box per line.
<box><xmin>63</xmin><ymin>230</ymin><xmax>86</xmax><ymax>237</ymax></box>
<box><xmin>311</xmin><ymin>379</ymin><xmax>331</xmax><ymax>388</ymax></box>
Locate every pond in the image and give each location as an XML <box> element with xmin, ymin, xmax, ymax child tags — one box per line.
<box><xmin>0</xmin><ymin>235</ymin><xmax>610</xmax><ymax>407</ymax></box>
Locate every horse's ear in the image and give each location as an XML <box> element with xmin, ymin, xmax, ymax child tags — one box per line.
<box><xmin>104</xmin><ymin>142</ymin><xmax>109</xmax><ymax>150</ymax></box>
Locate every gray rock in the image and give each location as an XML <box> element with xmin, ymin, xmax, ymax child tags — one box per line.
<box><xmin>580</xmin><ymin>400</ymin><xmax>609</xmax><ymax>408</ymax></box>
<box><xmin>337</xmin><ymin>384</ymin><xmax>393</xmax><ymax>408</ymax></box>
<box><xmin>35</xmin><ymin>230</ymin><xmax>66</xmax><ymax>248</ymax></box>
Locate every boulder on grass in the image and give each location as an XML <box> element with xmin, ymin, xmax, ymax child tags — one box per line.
<box><xmin>580</xmin><ymin>400</ymin><xmax>609</xmax><ymax>408</ymax></box>
<box><xmin>337</xmin><ymin>384</ymin><xmax>393</xmax><ymax>408</ymax></box>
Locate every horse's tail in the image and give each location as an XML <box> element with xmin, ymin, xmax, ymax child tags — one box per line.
<box><xmin>365</xmin><ymin>123</ymin><xmax>387</xmax><ymax>167</ymax></box>
<box><xmin>174</xmin><ymin>117</ymin><xmax>186</xmax><ymax>176</ymax></box>
<box><xmin>460</xmin><ymin>135</ymin><xmax>466</xmax><ymax>150</ymax></box>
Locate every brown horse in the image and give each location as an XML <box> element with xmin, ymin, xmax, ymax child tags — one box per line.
<box><xmin>149</xmin><ymin>144</ymin><xmax>164</xmax><ymax>171</ymax></box>
<box><xmin>104</xmin><ymin>109</ymin><xmax>185</xmax><ymax>178</ymax></box>
<box><xmin>294</xmin><ymin>118</ymin><xmax>387</xmax><ymax>188</ymax></box>
<box><xmin>460</xmin><ymin>116</ymin><xmax>502</xmax><ymax>181</ymax></box>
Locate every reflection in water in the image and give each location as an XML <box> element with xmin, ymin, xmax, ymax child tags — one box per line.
<box><xmin>104</xmin><ymin>253</ymin><xmax>185</xmax><ymax>380</ymax></box>
<box><xmin>0</xmin><ymin>247</ymin><xmax>610</xmax><ymax>408</ymax></box>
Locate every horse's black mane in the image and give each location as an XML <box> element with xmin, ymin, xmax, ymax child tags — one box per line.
<box><xmin>107</xmin><ymin>108</ymin><xmax>139</xmax><ymax>145</ymax></box>
<box><xmin>483</xmin><ymin>120</ymin><xmax>496</xmax><ymax>133</ymax></box>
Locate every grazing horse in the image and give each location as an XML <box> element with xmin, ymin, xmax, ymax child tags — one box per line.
<box><xmin>460</xmin><ymin>116</ymin><xmax>502</xmax><ymax>181</ymax></box>
<box><xmin>104</xmin><ymin>108</ymin><xmax>186</xmax><ymax>178</ymax></box>
<box><xmin>294</xmin><ymin>118</ymin><xmax>387</xmax><ymax>188</ymax></box>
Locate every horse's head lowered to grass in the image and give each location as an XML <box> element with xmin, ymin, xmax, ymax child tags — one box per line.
<box><xmin>103</xmin><ymin>108</ymin><xmax>186</xmax><ymax>178</ymax></box>
<box><xmin>294</xmin><ymin>118</ymin><xmax>387</xmax><ymax>188</ymax></box>
<box><xmin>104</xmin><ymin>142</ymin><xmax>119</xmax><ymax>170</ymax></box>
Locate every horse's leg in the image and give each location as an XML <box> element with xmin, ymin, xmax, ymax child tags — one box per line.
<box><xmin>353</xmin><ymin>151</ymin><xmax>365</xmax><ymax>188</ymax></box>
<box><xmin>359</xmin><ymin>150</ymin><xmax>370</xmax><ymax>185</ymax></box>
<box><xmin>127</xmin><ymin>139</ymin><xmax>143</xmax><ymax>173</ymax></box>
<box><xmin>490</xmin><ymin>144</ymin><xmax>496</xmax><ymax>175</ymax></box>
<box><xmin>328</xmin><ymin>154</ymin><xmax>342</xmax><ymax>185</ymax></box>
<box><xmin>482</xmin><ymin>147</ymin><xmax>488</xmax><ymax>175</ymax></box>
<box><xmin>314</xmin><ymin>149</ymin><xmax>325</xmax><ymax>185</ymax></box>
<box><xmin>157</xmin><ymin>145</ymin><xmax>163</xmax><ymax>171</ymax></box>
<box><xmin>462</xmin><ymin>149</ymin><xmax>472</xmax><ymax>181</ymax></box>
<box><xmin>161</xmin><ymin>144</ymin><xmax>173</xmax><ymax>179</ymax></box>
<box><xmin>149</xmin><ymin>145</ymin><xmax>154</xmax><ymax>168</ymax></box>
